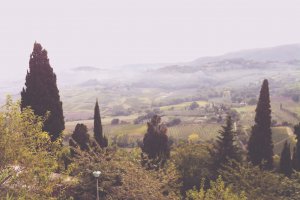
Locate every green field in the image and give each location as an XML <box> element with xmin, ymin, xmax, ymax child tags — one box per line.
<box><xmin>65</xmin><ymin>120</ymin><xmax>221</xmax><ymax>143</ymax></box>
<box><xmin>64</xmin><ymin>93</ymin><xmax>299</xmax><ymax>153</ymax></box>
<box><xmin>160</xmin><ymin>100</ymin><xmax>209</xmax><ymax>111</ymax></box>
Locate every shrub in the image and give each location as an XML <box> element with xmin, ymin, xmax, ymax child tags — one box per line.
<box><xmin>186</xmin><ymin>176</ymin><xmax>247</xmax><ymax>200</ymax></box>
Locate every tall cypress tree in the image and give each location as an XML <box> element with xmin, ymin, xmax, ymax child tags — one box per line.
<box><xmin>210</xmin><ymin>115</ymin><xmax>242</xmax><ymax>170</ymax></box>
<box><xmin>21</xmin><ymin>42</ymin><xmax>64</xmax><ymax>141</ymax></box>
<box><xmin>248</xmin><ymin>79</ymin><xmax>274</xmax><ymax>169</ymax></box>
<box><xmin>292</xmin><ymin>123</ymin><xmax>300</xmax><ymax>170</ymax></box>
<box><xmin>93</xmin><ymin>99</ymin><xmax>108</xmax><ymax>148</ymax></box>
<box><xmin>279</xmin><ymin>141</ymin><xmax>293</xmax><ymax>177</ymax></box>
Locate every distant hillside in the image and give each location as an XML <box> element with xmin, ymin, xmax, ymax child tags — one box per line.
<box><xmin>156</xmin><ymin>44</ymin><xmax>300</xmax><ymax>74</ymax></box>
<box><xmin>72</xmin><ymin>66</ymin><xmax>102</xmax><ymax>72</ymax></box>
<box><xmin>222</xmin><ymin>44</ymin><xmax>300</xmax><ymax>62</ymax></box>
<box><xmin>191</xmin><ymin>44</ymin><xmax>300</xmax><ymax>65</ymax></box>
<box><xmin>79</xmin><ymin>79</ymin><xmax>102</xmax><ymax>87</ymax></box>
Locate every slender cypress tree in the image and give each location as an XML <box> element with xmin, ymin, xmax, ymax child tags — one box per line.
<box><xmin>279</xmin><ymin>141</ymin><xmax>293</xmax><ymax>177</ymax></box>
<box><xmin>210</xmin><ymin>115</ymin><xmax>242</xmax><ymax>170</ymax></box>
<box><xmin>248</xmin><ymin>79</ymin><xmax>274</xmax><ymax>169</ymax></box>
<box><xmin>292</xmin><ymin>123</ymin><xmax>300</xmax><ymax>170</ymax></box>
<box><xmin>21</xmin><ymin>42</ymin><xmax>64</xmax><ymax>141</ymax></box>
<box><xmin>93</xmin><ymin>99</ymin><xmax>108</xmax><ymax>148</ymax></box>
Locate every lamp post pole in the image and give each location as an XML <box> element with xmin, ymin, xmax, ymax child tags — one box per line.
<box><xmin>93</xmin><ymin>171</ymin><xmax>101</xmax><ymax>200</ymax></box>
<box><xmin>96</xmin><ymin>177</ymin><xmax>99</xmax><ymax>200</ymax></box>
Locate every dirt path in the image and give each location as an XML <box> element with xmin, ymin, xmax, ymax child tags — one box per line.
<box><xmin>286</xmin><ymin>126</ymin><xmax>294</xmax><ymax>136</ymax></box>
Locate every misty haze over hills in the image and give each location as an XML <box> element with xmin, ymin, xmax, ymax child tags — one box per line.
<box><xmin>73</xmin><ymin>43</ymin><xmax>300</xmax><ymax>89</ymax></box>
<box><xmin>1</xmin><ymin>43</ymin><xmax>300</xmax><ymax>107</ymax></box>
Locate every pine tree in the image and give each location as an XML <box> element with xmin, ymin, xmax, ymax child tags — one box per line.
<box><xmin>292</xmin><ymin>123</ymin><xmax>300</xmax><ymax>170</ymax></box>
<box><xmin>70</xmin><ymin>123</ymin><xmax>90</xmax><ymax>151</ymax></box>
<box><xmin>210</xmin><ymin>115</ymin><xmax>242</xmax><ymax>170</ymax></box>
<box><xmin>279</xmin><ymin>141</ymin><xmax>293</xmax><ymax>177</ymax></box>
<box><xmin>21</xmin><ymin>42</ymin><xmax>64</xmax><ymax>141</ymax></box>
<box><xmin>248</xmin><ymin>79</ymin><xmax>274</xmax><ymax>169</ymax></box>
<box><xmin>93</xmin><ymin>99</ymin><xmax>108</xmax><ymax>148</ymax></box>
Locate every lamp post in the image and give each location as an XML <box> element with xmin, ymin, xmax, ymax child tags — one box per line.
<box><xmin>93</xmin><ymin>171</ymin><xmax>101</xmax><ymax>200</ymax></box>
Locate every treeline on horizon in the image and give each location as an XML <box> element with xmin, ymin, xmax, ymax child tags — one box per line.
<box><xmin>1</xmin><ymin>42</ymin><xmax>300</xmax><ymax>199</ymax></box>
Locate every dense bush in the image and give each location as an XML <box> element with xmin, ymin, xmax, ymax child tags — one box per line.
<box><xmin>173</xmin><ymin>144</ymin><xmax>214</xmax><ymax>193</ymax></box>
<box><xmin>67</xmin><ymin>148</ymin><xmax>180</xmax><ymax>199</ymax></box>
<box><xmin>220</xmin><ymin>161</ymin><xmax>300</xmax><ymax>200</ymax></box>
<box><xmin>0</xmin><ymin>98</ymin><xmax>61</xmax><ymax>199</ymax></box>
<box><xmin>186</xmin><ymin>176</ymin><xmax>246</xmax><ymax>200</ymax></box>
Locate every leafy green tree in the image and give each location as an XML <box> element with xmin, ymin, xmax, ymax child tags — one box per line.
<box><xmin>67</xmin><ymin>148</ymin><xmax>180</xmax><ymax>199</ymax></box>
<box><xmin>220</xmin><ymin>161</ymin><xmax>300</xmax><ymax>200</ymax></box>
<box><xmin>279</xmin><ymin>141</ymin><xmax>293</xmax><ymax>177</ymax></box>
<box><xmin>21</xmin><ymin>42</ymin><xmax>64</xmax><ymax>141</ymax></box>
<box><xmin>0</xmin><ymin>97</ymin><xmax>60</xmax><ymax>198</ymax></box>
<box><xmin>186</xmin><ymin>176</ymin><xmax>247</xmax><ymax>200</ymax></box>
<box><xmin>210</xmin><ymin>115</ymin><xmax>242</xmax><ymax>171</ymax></box>
<box><xmin>248</xmin><ymin>79</ymin><xmax>274</xmax><ymax>169</ymax></box>
<box><xmin>70</xmin><ymin>123</ymin><xmax>90</xmax><ymax>151</ymax></box>
<box><xmin>292</xmin><ymin>123</ymin><xmax>300</xmax><ymax>171</ymax></box>
<box><xmin>173</xmin><ymin>144</ymin><xmax>213</xmax><ymax>194</ymax></box>
<box><xmin>93</xmin><ymin>99</ymin><xmax>108</xmax><ymax>148</ymax></box>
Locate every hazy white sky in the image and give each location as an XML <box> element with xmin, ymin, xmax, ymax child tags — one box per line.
<box><xmin>1</xmin><ymin>0</ymin><xmax>300</xmax><ymax>79</ymax></box>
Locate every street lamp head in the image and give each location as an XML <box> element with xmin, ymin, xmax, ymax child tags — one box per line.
<box><xmin>93</xmin><ymin>171</ymin><xmax>101</xmax><ymax>178</ymax></box>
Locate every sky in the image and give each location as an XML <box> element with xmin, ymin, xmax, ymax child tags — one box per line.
<box><xmin>1</xmin><ymin>0</ymin><xmax>300</xmax><ymax>80</ymax></box>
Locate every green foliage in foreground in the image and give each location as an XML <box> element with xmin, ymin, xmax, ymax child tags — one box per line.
<box><xmin>67</xmin><ymin>148</ymin><xmax>180</xmax><ymax>199</ymax></box>
<box><xmin>220</xmin><ymin>161</ymin><xmax>300</xmax><ymax>200</ymax></box>
<box><xmin>186</xmin><ymin>176</ymin><xmax>247</xmax><ymax>200</ymax></box>
<box><xmin>173</xmin><ymin>144</ymin><xmax>214</xmax><ymax>193</ymax></box>
<box><xmin>0</xmin><ymin>97</ymin><xmax>62</xmax><ymax>199</ymax></box>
